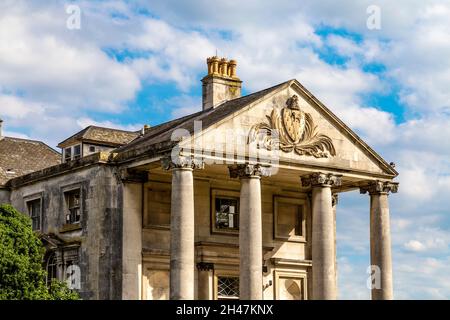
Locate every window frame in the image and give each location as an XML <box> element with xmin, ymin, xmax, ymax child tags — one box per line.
<box><xmin>63</xmin><ymin>144</ymin><xmax>82</xmax><ymax>162</ymax></box>
<box><xmin>213</xmin><ymin>271</ymin><xmax>240</xmax><ymax>300</ymax></box>
<box><xmin>64</xmin><ymin>147</ymin><xmax>72</xmax><ymax>162</ymax></box>
<box><xmin>46</xmin><ymin>251</ymin><xmax>58</xmax><ymax>286</ymax></box>
<box><xmin>73</xmin><ymin>144</ymin><xmax>81</xmax><ymax>160</ymax></box>
<box><xmin>210</xmin><ymin>189</ymin><xmax>240</xmax><ymax>236</ymax></box>
<box><xmin>25</xmin><ymin>193</ymin><xmax>43</xmax><ymax>232</ymax></box>
<box><xmin>63</xmin><ymin>187</ymin><xmax>82</xmax><ymax>226</ymax></box>
<box><xmin>273</xmin><ymin>196</ymin><xmax>308</xmax><ymax>243</ymax></box>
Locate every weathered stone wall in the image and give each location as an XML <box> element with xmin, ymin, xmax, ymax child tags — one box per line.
<box><xmin>9</xmin><ymin>164</ymin><xmax>123</xmax><ymax>300</ymax></box>
<box><xmin>0</xmin><ymin>188</ymin><xmax>10</xmax><ymax>204</ymax></box>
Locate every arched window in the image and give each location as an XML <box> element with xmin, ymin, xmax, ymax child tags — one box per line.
<box><xmin>46</xmin><ymin>252</ymin><xmax>57</xmax><ymax>286</ymax></box>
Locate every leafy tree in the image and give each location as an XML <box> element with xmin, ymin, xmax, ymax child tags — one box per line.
<box><xmin>0</xmin><ymin>204</ymin><xmax>79</xmax><ymax>300</ymax></box>
<box><xmin>48</xmin><ymin>279</ymin><xmax>80</xmax><ymax>300</ymax></box>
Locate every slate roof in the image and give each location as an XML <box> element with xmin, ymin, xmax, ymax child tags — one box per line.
<box><xmin>57</xmin><ymin>126</ymin><xmax>140</xmax><ymax>148</ymax></box>
<box><xmin>0</xmin><ymin>137</ymin><xmax>61</xmax><ymax>186</ymax></box>
<box><xmin>115</xmin><ymin>80</ymin><xmax>291</xmax><ymax>161</ymax></box>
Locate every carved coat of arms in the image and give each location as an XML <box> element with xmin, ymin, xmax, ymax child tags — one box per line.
<box><xmin>248</xmin><ymin>95</ymin><xmax>336</xmax><ymax>158</ymax></box>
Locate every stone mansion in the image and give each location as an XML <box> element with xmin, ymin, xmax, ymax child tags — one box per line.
<box><xmin>0</xmin><ymin>56</ymin><xmax>398</xmax><ymax>300</ymax></box>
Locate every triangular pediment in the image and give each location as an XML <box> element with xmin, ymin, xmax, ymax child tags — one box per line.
<box><xmin>186</xmin><ymin>79</ymin><xmax>397</xmax><ymax>178</ymax></box>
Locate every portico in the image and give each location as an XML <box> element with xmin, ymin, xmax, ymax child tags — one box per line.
<box><xmin>155</xmin><ymin>155</ymin><xmax>397</xmax><ymax>300</ymax></box>
<box><xmin>115</xmin><ymin>56</ymin><xmax>399</xmax><ymax>301</ymax></box>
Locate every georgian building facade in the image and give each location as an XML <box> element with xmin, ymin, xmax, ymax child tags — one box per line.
<box><xmin>0</xmin><ymin>57</ymin><xmax>398</xmax><ymax>300</ymax></box>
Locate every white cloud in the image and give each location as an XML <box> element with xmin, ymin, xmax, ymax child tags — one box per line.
<box><xmin>0</xmin><ymin>94</ymin><xmax>45</xmax><ymax>119</ymax></box>
<box><xmin>128</xmin><ymin>18</ymin><xmax>216</xmax><ymax>91</ymax></box>
<box><xmin>404</xmin><ymin>240</ymin><xmax>426</xmax><ymax>252</ymax></box>
<box><xmin>165</xmin><ymin>95</ymin><xmax>202</xmax><ymax>119</ymax></box>
<box><xmin>76</xmin><ymin>117</ymin><xmax>143</xmax><ymax>132</ymax></box>
<box><xmin>0</xmin><ymin>2</ymin><xmax>141</xmax><ymax>112</ymax></box>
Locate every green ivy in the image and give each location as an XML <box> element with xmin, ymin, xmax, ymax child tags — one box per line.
<box><xmin>0</xmin><ymin>204</ymin><xmax>79</xmax><ymax>300</ymax></box>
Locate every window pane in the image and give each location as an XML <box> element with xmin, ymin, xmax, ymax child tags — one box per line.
<box><xmin>46</xmin><ymin>253</ymin><xmax>57</xmax><ymax>286</ymax></box>
<box><xmin>65</xmin><ymin>190</ymin><xmax>81</xmax><ymax>224</ymax></box>
<box><xmin>217</xmin><ymin>276</ymin><xmax>239</xmax><ymax>299</ymax></box>
<box><xmin>64</xmin><ymin>148</ymin><xmax>72</xmax><ymax>161</ymax></box>
<box><xmin>27</xmin><ymin>199</ymin><xmax>41</xmax><ymax>231</ymax></box>
<box><xmin>74</xmin><ymin>145</ymin><xmax>81</xmax><ymax>159</ymax></box>
<box><xmin>215</xmin><ymin>197</ymin><xmax>239</xmax><ymax>230</ymax></box>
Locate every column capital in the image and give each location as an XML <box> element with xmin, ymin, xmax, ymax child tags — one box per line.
<box><xmin>228</xmin><ymin>164</ymin><xmax>272</xmax><ymax>179</ymax></box>
<box><xmin>301</xmin><ymin>172</ymin><xmax>342</xmax><ymax>188</ymax></box>
<box><xmin>360</xmin><ymin>181</ymin><xmax>399</xmax><ymax>195</ymax></box>
<box><xmin>196</xmin><ymin>262</ymin><xmax>214</xmax><ymax>272</ymax></box>
<box><xmin>161</xmin><ymin>155</ymin><xmax>204</xmax><ymax>171</ymax></box>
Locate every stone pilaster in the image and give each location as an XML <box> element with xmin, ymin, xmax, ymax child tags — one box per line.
<box><xmin>163</xmin><ymin>155</ymin><xmax>203</xmax><ymax>300</ymax></box>
<box><xmin>229</xmin><ymin>164</ymin><xmax>271</xmax><ymax>300</ymax></box>
<box><xmin>196</xmin><ymin>262</ymin><xmax>214</xmax><ymax>300</ymax></box>
<box><xmin>302</xmin><ymin>172</ymin><xmax>342</xmax><ymax>300</ymax></box>
<box><xmin>360</xmin><ymin>181</ymin><xmax>398</xmax><ymax>300</ymax></box>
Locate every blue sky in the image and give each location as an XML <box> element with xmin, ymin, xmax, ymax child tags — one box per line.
<box><xmin>1</xmin><ymin>0</ymin><xmax>450</xmax><ymax>299</ymax></box>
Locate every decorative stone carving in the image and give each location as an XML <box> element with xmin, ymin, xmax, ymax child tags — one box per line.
<box><xmin>301</xmin><ymin>172</ymin><xmax>342</xmax><ymax>187</ymax></box>
<box><xmin>161</xmin><ymin>155</ymin><xmax>204</xmax><ymax>170</ymax></box>
<box><xmin>196</xmin><ymin>262</ymin><xmax>214</xmax><ymax>271</ymax></box>
<box><xmin>228</xmin><ymin>164</ymin><xmax>272</xmax><ymax>179</ymax></box>
<box><xmin>360</xmin><ymin>181</ymin><xmax>399</xmax><ymax>195</ymax></box>
<box><xmin>248</xmin><ymin>95</ymin><xmax>336</xmax><ymax>158</ymax></box>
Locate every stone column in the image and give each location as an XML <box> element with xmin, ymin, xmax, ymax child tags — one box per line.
<box><xmin>302</xmin><ymin>173</ymin><xmax>342</xmax><ymax>300</ymax></box>
<box><xmin>360</xmin><ymin>181</ymin><xmax>398</xmax><ymax>300</ymax></box>
<box><xmin>163</xmin><ymin>156</ymin><xmax>203</xmax><ymax>300</ymax></box>
<box><xmin>197</xmin><ymin>262</ymin><xmax>214</xmax><ymax>300</ymax></box>
<box><xmin>332</xmin><ymin>194</ymin><xmax>338</xmax><ymax>294</ymax></box>
<box><xmin>229</xmin><ymin>164</ymin><xmax>271</xmax><ymax>300</ymax></box>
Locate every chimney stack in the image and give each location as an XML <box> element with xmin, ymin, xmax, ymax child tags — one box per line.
<box><xmin>0</xmin><ymin>119</ymin><xmax>3</xmax><ymax>139</ymax></box>
<box><xmin>202</xmin><ymin>56</ymin><xmax>242</xmax><ymax>110</ymax></box>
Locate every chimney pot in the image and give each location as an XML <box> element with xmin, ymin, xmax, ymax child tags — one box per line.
<box><xmin>0</xmin><ymin>119</ymin><xmax>3</xmax><ymax>138</ymax></box>
<box><xmin>210</xmin><ymin>56</ymin><xmax>220</xmax><ymax>75</ymax></box>
<box><xmin>228</xmin><ymin>60</ymin><xmax>237</xmax><ymax>78</ymax></box>
<box><xmin>219</xmin><ymin>58</ymin><xmax>229</xmax><ymax>77</ymax></box>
